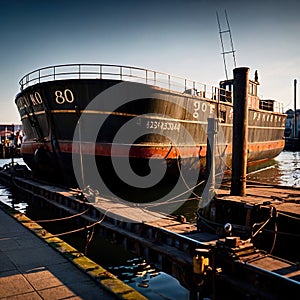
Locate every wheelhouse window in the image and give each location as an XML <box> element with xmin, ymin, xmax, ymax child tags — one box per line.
<box><xmin>249</xmin><ymin>82</ymin><xmax>257</xmax><ymax>96</ymax></box>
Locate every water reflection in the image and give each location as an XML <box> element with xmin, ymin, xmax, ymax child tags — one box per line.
<box><xmin>0</xmin><ymin>185</ymin><xmax>28</xmax><ymax>213</ymax></box>
<box><xmin>247</xmin><ymin>151</ymin><xmax>300</xmax><ymax>187</ymax></box>
<box><xmin>108</xmin><ymin>258</ymin><xmax>189</xmax><ymax>299</ymax></box>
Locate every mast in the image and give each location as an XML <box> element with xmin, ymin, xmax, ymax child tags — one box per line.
<box><xmin>216</xmin><ymin>10</ymin><xmax>237</xmax><ymax>80</ymax></box>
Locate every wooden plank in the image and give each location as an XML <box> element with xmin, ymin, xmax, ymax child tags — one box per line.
<box><xmin>247</xmin><ymin>256</ymin><xmax>300</xmax><ymax>281</ymax></box>
<box><xmin>217</xmin><ymin>181</ymin><xmax>300</xmax><ymax>215</ymax></box>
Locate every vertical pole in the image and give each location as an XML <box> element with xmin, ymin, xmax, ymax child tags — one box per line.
<box><xmin>206</xmin><ymin>117</ymin><xmax>218</xmax><ymax>191</ymax></box>
<box><xmin>294</xmin><ymin>79</ymin><xmax>297</xmax><ymax>138</ymax></box>
<box><xmin>4</xmin><ymin>126</ymin><xmax>7</xmax><ymax>159</ymax></box>
<box><xmin>231</xmin><ymin>67</ymin><xmax>249</xmax><ymax>196</ymax></box>
<box><xmin>202</xmin><ymin>117</ymin><xmax>218</xmax><ymax>203</ymax></box>
<box><xmin>1</xmin><ymin>142</ymin><xmax>4</xmax><ymax>159</ymax></box>
<box><xmin>11</xmin><ymin>123</ymin><xmax>15</xmax><ymax>166</ymax></box>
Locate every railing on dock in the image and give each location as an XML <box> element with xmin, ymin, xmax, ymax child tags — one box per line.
<box><xmin>19</xmin><ymin>63</ymin><xmax>230</xmax><ymax>103</ymax></box>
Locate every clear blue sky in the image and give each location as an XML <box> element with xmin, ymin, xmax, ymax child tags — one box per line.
<box><xmin>0</xmin><ymin>0</ymin><xmax>299</xmax><ymax>124</ymax></box>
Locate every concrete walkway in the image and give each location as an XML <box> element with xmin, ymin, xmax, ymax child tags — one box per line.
<box><xmin>0</xmin><ymin>207</ymin><xmax>116</xmax><ymax>300</ymax></box>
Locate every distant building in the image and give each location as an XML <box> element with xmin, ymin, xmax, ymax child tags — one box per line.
<box><xmin>284</xmin><ymin>109</ymin><xmax>300</xmax><ymax>138</ymax></box>
<box><xmin>0</xmin><ymin>124</ymin><xmax>23</xmax><ymax>146</ymax></box>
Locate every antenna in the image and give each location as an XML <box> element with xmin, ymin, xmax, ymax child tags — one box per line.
<box><xmin>216</xmin><ymin>10</ymin><xmax>237</xmax><ymax>80</ymax></box>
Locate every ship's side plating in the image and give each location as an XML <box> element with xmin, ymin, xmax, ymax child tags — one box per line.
<box><xmin>15</xmin><ymin>64</ymin><xmax>286</xmax><ymax>188</ymax></box>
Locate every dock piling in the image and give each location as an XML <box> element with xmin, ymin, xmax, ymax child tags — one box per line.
<box><xmin>202</xmin><ymin>117</ymin><xmax>218</xmax><ymax>206</ymax></box>
<box><xmin>231</xmin><ymin>67</ymin><xmax>249</xmax><ymax>196</ymax></box>
<box><xmin>206</xmin><ymin>117</ymin><xmax>218</xmax><ymax>194</ymax></box>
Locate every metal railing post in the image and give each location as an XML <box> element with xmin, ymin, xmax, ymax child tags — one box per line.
<box><xmin>146</xmin><ymin>70</ymin><xmax>148</xmax><ymax>84</ymax></box>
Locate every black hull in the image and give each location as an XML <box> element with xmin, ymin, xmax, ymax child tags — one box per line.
<box><xmin>15</xmin><ymin>65</ymin><xmax>286</xmax><ymax>197</ymax></box>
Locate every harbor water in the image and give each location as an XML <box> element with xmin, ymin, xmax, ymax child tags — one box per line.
<box><xmin>246</xmin><ymin>150</ymin><xmax>300</xmax><ymax>187</ymax></box>
<box><xmin>0</xmin><ymin>150</ymin><xmax>299</xmax><ymax>299</ymax></box>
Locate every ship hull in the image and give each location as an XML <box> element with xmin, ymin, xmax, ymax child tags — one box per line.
<box><xmin>15</xmin><ymin>67</ymin><xmax>286</xmax><ymax>196</ymax></box>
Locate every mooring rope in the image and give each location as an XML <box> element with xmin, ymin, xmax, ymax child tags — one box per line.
<box><xmin>84</xmin><ymin>226</ymin><xmax>94</xmax><ymax>255</ymax></box>
<box><xmin>142</xmin><ymin>179</ymin><xmax>205</xmax><ymax>209</ymax></box>
<box><xmin>251</xmin><ymin>216</ymin><xmax>273</xmax><ymax>238</ymax></box>
<box><xmin>215</xmin><ymin>135</ymin><xmax>231</xmax><ymax>171</ymax></box>
<box><xmin>269</xmin><ymin>221</ymin><xmax>278</xmax><ymax>255</ymax></box>
<box><xmin>47</xmin><ymin>208</ymin><xmax>109</xmax><ymax>238</ymax></box>
<box><xmin>33</xmin><ymin>207</ymin><xmax>90</xmax><ymax>223</ymax></box>
<box><xmin>279</xmin><ymin>211</ymin><xmax>300</xmax><ymax>221</ymax></box>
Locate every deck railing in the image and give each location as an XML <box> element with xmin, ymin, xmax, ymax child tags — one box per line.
<box><xmin>18</xmin><ymin>64</ymin><xmax>285</xmax><ymax>113</ymax></box>
<box><xmin>19</xmin><ymin>63</ymin><xmax>228</xmax><ymax>102</ymax></box>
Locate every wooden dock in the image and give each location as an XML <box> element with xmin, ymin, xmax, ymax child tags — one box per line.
<box><xmin>0</xmin><ymin>164</ymin><xmax>299</xmax><ymax>298</ymax></box>
<box><xmin>199</xmin><ymin>180</ymin><xmax>300</xmax><ymax>260</ymax></box>
<box><xmin>217</xmin><ymin>180</ymin><xmax>300</xmax><ymax>213</ymax></box>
